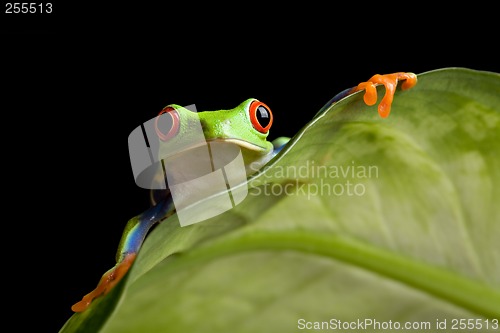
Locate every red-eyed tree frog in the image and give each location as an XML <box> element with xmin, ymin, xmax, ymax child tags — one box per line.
<box><xmin>71</xmin><ymin>72</ymin><xmax>417</xmax><ymax>312</ymax></box>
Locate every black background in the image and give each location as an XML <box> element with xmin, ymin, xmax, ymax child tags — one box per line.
<box><xmin>2</xmin><ymin>4</ymin><xmax>498</xmax><ymax>332</ymax></box>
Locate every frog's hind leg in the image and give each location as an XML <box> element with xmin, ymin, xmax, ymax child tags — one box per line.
<box><xmin>71</xmin><ymin>196</ymin><xmax>175</xmax><ymax>313</ymax></box>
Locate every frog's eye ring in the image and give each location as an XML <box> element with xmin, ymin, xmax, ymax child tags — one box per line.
<box><xmin>249</xmin><ymin>100</ymin><xmax>273</xmax><ymax>134</ymax></box>
<box><xmin>155</xmin><ymin>106</ymin><xmax>180</xmax><ymax>141</ymax></box>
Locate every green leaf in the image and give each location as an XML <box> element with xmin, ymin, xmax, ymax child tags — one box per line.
<box><xmin>60</xmin><ymin>68</ymin><xmax>500</xmax><ymax>333</ymax></box>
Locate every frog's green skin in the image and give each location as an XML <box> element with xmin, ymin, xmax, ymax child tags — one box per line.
<box><xmin>149</xmin><ymin>98</ymin><xmax>284</xmax><ymax>194</ymax></box>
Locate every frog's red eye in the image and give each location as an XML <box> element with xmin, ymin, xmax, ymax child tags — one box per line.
<box><xmin>155</xmin><ymin>106</ymin><xmax>180</xmax><ymax>141</ymax></box>
<box><xmin>249</xmin><ymin>100</ymin><xmax>273</xmax><ymax>134</ymax></box>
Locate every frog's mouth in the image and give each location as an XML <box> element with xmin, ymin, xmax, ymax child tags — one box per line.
<box><xmin>207</xmin><ymin>138</ymin><xmax>269</xmax><ymax>153</ymax></box>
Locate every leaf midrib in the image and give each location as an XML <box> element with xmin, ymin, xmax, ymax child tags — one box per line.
<box><xmin>157</xmin><ymin>230</ymin><xmax>500</xmax><ymax>319</ymax></box>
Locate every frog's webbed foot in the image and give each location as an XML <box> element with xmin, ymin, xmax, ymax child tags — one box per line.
<box><xmin>350</xmin><ymin>72</ymin><xmax>417</xmax><ymax>118</ymax></box>
<box><xmin>71</xmin><ymin>253</ymin><xmax>136</xmax><ymax>313</ymax></box>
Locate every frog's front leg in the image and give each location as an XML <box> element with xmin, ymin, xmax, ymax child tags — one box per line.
<box><xmin>71</xmin><ymin>195</ymin><xmax>175</xmax><ymax>313</ymax></box>
<box><xmin>350</xmin><ymin>72</ymin><xmax>417</xmax><ymax>118</ymax></box>
<box><xmin>318</xmin><ymin>72</ymin><xmax>417</xmax><ymax>118</ymax></box>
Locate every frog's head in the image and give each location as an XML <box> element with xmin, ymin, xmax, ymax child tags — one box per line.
<box><xmin>154</xmin><ymin>98</ymin><xmax>274</xmax><ymax>162</ymax></box>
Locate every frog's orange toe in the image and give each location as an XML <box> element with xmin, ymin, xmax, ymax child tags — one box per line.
<box><xmin>352</xmin><ymin>72</ymin><xmax>417</xmax><ymax>118</ymax></box>
<box><xmin>401</xmin><ymin>73</ymin><xmax>418</xmax><ymax>90</ymax></box>
<box><xmin>71</xmin><ymin>271</ymin><xmax>113</xmax><ymax>313</ymax></box>
<box><xmin>71</xmin><ymin>295</ymin><xmax>94</xmax><ymax>313</ymax></box>
<box><xmin>355</xmin><ymin>82</ymin><xmax>378</xmax><ymax>106</ymax></box>
<box><xmin>71</xmin><ymin>253</ymin><xmax>136</xmax><ymax>313</ymax></box>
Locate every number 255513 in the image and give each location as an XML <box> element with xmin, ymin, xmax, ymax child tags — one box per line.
<box><xmin>5</xmin><ymin>3</ymin><xmax>52</xmax><ymax>14</ymax></box>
